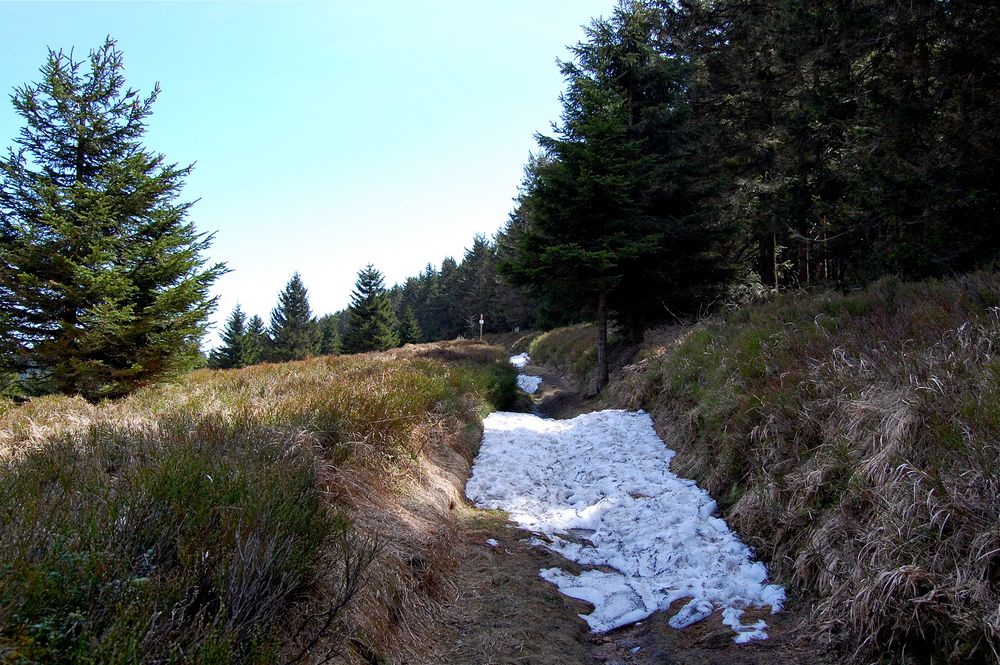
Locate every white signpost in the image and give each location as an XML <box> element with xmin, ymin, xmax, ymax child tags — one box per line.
<box><xmin>479</xmin><ymin>313</ymin><xmax>484</xmax><ymax>342</ymax></box>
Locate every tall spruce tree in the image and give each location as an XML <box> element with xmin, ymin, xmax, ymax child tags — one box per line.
<box><xmin>268</xmin><ymin>272</ymin><xmax>319</xmax><ymax>362</ymax></box>
<box><xmin>0</xmin><ymin>38</ymin><xmax>226</xmax><ymax>399</ymax></box>
<box><xmin>501</xmin><ymin>3</ymin><xmax>730</xmax><ymax>389</ymax></box>
<box><xmin>208</xmin><ymin>305</ymin><xmax>247</xmax><ymax>369</ymax></box>
<box><xmin>344</xmin><ymin>265</ymin><xmax>398</xmax><ymax>353</ymax></box>
<box><xmin>501</xmin><ymin>6</ymin><xmax>658</xmax><ymax>391</ymax></box>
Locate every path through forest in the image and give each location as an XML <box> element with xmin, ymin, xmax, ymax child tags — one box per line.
<box><xmin>418</xmin><ymin>356</ymin><xmax>828</xmax><ymax>665</ymax></box>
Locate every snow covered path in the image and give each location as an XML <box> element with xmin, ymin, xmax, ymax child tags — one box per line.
<box><xmin>465</xmin><ymin>356</ymin><xmax>785</xmax><ymax>642</ymax></box>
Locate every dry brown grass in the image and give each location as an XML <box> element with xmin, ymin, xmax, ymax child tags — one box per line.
<box><xmin>0</xmin><ymin>340</ymin><xmax>517</xmax><ymax>664</ymax></box>
<box><xmin>606</xmin><ymin>273</ymin><xmax>1000</xmax><ymax>663</ymax></box>
<box><xmin>317</xmin><ymin>398</ymin><xmax>479</xmax><ymax>664</ymax></box>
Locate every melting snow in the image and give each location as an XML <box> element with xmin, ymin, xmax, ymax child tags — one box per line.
<box><xmin>509</xmin><ymin>353</ymin><xmax>530</xmax><ymax>369</ymax></box>
<box><xmin>517</xmin><ymin>374</ymin><xmax>542</xmax><ymax>393</ymax></box>
<box><xmin>467</xmin><ymin>351</ymin><xmax>784</xmax><ymax>642</ymax></box>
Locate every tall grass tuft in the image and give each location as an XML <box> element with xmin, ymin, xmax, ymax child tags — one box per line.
<box><xmin>0</xmin><ymin>341</ymin><xmax>515</xmax><ymax>663</ymax></box>
<box><xmin>611</xmin><ymin>272</ymin><xmax>1000</xmax><ymax>663</ymax></box>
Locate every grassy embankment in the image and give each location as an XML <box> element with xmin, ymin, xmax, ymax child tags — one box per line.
<box><xmin>525</xmin><ymin>325</ymin><xmax>637</xmax><ymax>396</ymax></box>
<box><xmin>531</xmin><ymin>274</ymin><xmax>1000</xmax><ymax>663</ymax></box>
<box><xmin>0</xmin><ymin>341</ymin><xmax>517</xmax><ymax>664</ymax></box>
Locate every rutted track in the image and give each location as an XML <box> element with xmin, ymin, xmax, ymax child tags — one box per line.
<box><xmin>416</xmin><ymin>355</ymin><xmax>829</xmax><ymax>665</ymax></box>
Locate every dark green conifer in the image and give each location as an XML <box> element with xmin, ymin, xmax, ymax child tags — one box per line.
<box><xmin>242</xmin><ymin>315</ymin><xmax>267</xmax><ymax>366</ymax></box>
<box><xmin>343</xmin><ymin>265</ymin><xmax>399</xmax><ymax>353</ymax></box>
<box><xmin>268</xmin><ymin>273</ymin><xmax>319</xmax><ymax>362</ymax></box>
<box><xmin>318</xmin><ymin>314</ymin><xmax>342</xmax><ymax>355</ymax></box>
<box><xmin>396</xmin><ymin>306</ymin><xmax>422</xmax><ymax>345</ymax></box>
<box><xmin>0</xmin><ymin>38</ymin><xmax>226</xmax><ymax>399</ymax></box>
<box><xmin>208</xmin><ymin>305</ymin><xmax>247</xmax><ymax>369</ymax></box>
<box><xmin>501</xmin><ymin>4</ymin><xmax>729</xmax><ymax>390</ymax></box>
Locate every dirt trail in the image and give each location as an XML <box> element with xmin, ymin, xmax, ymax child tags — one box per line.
<box><xmin>421</xmin><ymin>361</ymin><xmax>829</xmax><ymax>665</ymax></box>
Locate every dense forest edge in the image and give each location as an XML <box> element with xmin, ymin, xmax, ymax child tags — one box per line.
<box><xmin>204</xmin><ymin>0</ymin><xmax>1000</xmax><ymax>399</ymax></box>
<box><xmin>5</xmin><ymin>0</ymin><xmax>999</xmax><ymax>396</ymax></box>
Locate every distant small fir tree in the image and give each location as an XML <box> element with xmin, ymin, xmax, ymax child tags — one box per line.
<box><xmin>344</xmin><ymin>265</ymin><xmax>399</xmax><ymax>353</ymax></box>
<box><xmin>208</xmin><ymin>305</ymin><xmax>247</xmax><ymax>369</ymax></box>
<box><xmin>242</xmin><ymin>315</ymin><xmax>268</xmax><ymax>365</ymax></box>
<box><xmin>318</xmin><ymin>314</ymin><xmax>342</xmax><ymax>355</ymax></box>
<box><xmin>268</xmin><ymin>273</ymin><xmax>319</xmax><ymax>362</ymax></box>
<box><xmin>396</xmin><ymin>306</ymin><xmax>422</xmax><ymax>345</ymax></box>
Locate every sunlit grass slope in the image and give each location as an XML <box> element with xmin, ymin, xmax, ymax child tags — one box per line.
<box><xmin>0</xmin><ymin>342</ymin><xmax>516</xmax><ymax>664</ymax></box>
<box><xmin>611</xmin><ymin>273</ymin><xmax>1000</xmax><ymax>663</ymax></box>
<box><xmin>527</xmin><ymin>324</ymin><xmax>636</xmax><ymax>394</ymax></box>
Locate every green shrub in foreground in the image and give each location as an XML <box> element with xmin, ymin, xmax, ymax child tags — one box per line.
<box><xmin>0</xmin><ymin>419</ymin><xmax>332</xmax><ymax>663</ymax></box>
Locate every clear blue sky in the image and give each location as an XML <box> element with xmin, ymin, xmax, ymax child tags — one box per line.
<box><xmin>0</xmin><ymin>0</ymin><xmax>613</xmax><ymax>347</ymax></box>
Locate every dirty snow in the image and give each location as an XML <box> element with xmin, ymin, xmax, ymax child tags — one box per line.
<box><xmin>486</xmin><ymin>538</ymin><xmax>500</xmax><ymax>548</ymax></box>
<box><xmin>466</xmin><ymin>354</ymin><xmax>784</xmax><ymax>642</ymax></box>
<box><xmin>517</xmin><ymin>374</ymin><xmax>542</xmax><ymax>393</ymax></box>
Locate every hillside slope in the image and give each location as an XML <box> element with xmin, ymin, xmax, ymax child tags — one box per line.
<box><xmin>0</xmin><ymin>341</ymin><xmax>517</xmax><ymax>664</ymax></box>
<box><xmin>532</xmin><ymin>273</ymin><xmax>1000</xmax><ymax>663</ymax></box>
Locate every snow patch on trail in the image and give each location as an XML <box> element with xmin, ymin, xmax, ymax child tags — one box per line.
<box><xmin>511</xmin><ymin>353</ymin><xmax>542</xmax><ymax>393</ymax></box>
<box><xmin>509</xmin><ymin>353</ymin><xmax>530</xmax><ymax>369</ymax></box>
<box><xmin>465</xmin><ymin>409</ymin><xmax>785</xmax><ymax>641</ymax></box>
<box><xmin>517</xmin><ymin>374</ymin><xmax>542</xmax><ymax>393</ymax></box>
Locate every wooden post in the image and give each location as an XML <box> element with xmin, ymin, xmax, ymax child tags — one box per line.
<box><xmin>479</xmin><ymin>314</ymin><xmax>484</xmax><ymax>342</ymax></box>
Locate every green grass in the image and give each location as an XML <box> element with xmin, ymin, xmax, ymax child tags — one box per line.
<box><xmin>0</xmin><ymin>341</ymin><xmax>516</xmax><ymax>664</ymax></box>
<box><xmin>528</xmin><ymin>324</ymin><xmax>632</xmax><ymax>391</ymax></box>
<box><xmin>611</xmin><ymin>272</ymin><xmax>1000</xmax><ymax>663</ymax></box>
<box><xmin>530</xmin><ymin>325</ymin><xmax>598</xmax><ymax>381</ymax></box>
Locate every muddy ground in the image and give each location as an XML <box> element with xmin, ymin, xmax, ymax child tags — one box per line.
<box><xmin>418</xmin><ymin>360</ymin><xmax>834</xmax><ymax>665</ymax></box>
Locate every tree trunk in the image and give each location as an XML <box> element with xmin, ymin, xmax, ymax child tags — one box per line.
<box><xmin>596</xmin><ymin>289</ymin><xmax>609</xmax><ymax>393</ymax></box>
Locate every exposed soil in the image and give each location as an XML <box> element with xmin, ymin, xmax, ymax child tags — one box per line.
<box><xmin>418</xmin><ymin>360</ymin><xmax>835</xmax><ymax>665</ymax></box>
<box><xmin>524</xmin><ymin>360</ymin><xmax>595</xmax><ymax>420</ymax></box>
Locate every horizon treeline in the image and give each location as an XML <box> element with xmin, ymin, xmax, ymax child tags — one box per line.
<box><xmin>209</xmin><ymin>235</ymin><xmax>537</xmax><ymax>368</ymax></box>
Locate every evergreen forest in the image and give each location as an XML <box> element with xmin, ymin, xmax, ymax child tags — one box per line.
<box><xmin>210</xmin><ymin>0</ymin><xmax>1000</xmax><ymax>386</ymax></box>
<box><xmin>4</xmin><ymin>0</ymin><xmax>1000</xmax><ymax>388</ymax></box>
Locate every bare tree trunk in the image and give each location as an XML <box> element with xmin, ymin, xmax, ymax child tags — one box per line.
<box><xmin>596</xmin><ymin>289</ymin><xmax>609</xmax><ymax>392</ymax></box>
